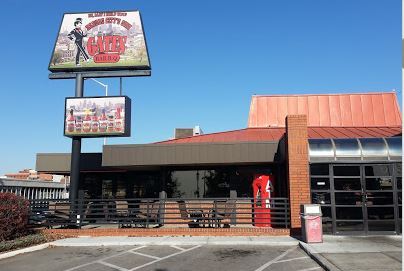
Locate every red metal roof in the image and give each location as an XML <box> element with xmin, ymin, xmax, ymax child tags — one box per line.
<box><xmin>155</xmin><ymin>128</ymin><xmax>285</xmax><ymax>144</ymax></box>
<box><xmin>156</xmin><ymin>126</ymin><xmax>401</xmax><ymax>144</ymax></box>
<box><xmin>248</xmin><ymin>92</ymin><xmax>402</xmax><ymax>128</ymax></box>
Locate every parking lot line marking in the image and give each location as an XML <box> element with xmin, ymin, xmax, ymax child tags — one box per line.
<box><xmin>274</xmin><ymin>256</ymin><xmax>309</xmax><ymax>263</ymax></box>
<box><xmin>170</xmin><ymin>245</ymin><xmax>186</xmax><ymax>251</ymax></box>
<box><xmin>129</xmin><ymin>245</ymin><xmax>202</xmax><ymax>271</ymax></box>
<box><xmin>296</xmin><ymin>267</ymin><xmax>322</xmax><ymax>271</ymax></box>
<box><xmin>99</xmin><ymin>260</ymin><xmax>129</xmax><ymax>271</ymax></box>
<box><xmin>129</xmin><ymin>246</ymin><xmax>148</xmax><ymax>252</ymax></box>
<box><xmin>128</xmin><ymin>251</ymin><xmax>161</xmax><ymax>260</ymax></box>
<box><xmin>253</xmin><ymin>246</ymin><xmax>296</xmax><ymax>271</ymax></box>
<box><xmin>64</xmin><ymin>246</ymin><xmax>147</xmax><ymax>271</ymax></box>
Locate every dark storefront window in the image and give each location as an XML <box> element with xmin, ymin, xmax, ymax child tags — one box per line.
<box><xmin>80</xmin><ymin>166</ymin><xmax>280</xmax><ymax>200</ymax></box>
<box><xmin>365</xmin><ymin>165</ymin><xmax>391</xmax><ymax>176</ymax></box>
<box><xmin>335</xmin><ymin>192</ymin><xmax>362</xmax><ymax>205</ymax></box>
<box><xmin>80</xmin><ymin>172</ymin><xmax>161</xmax><ymax>199</ymax></box>
<box><xmin>310</xmin><ymin>162</ymin><xmax>401</xmax><ymax>235</ymax></box>
<box><xmin>166</xmin><ymin>167</ymin><xmax>276</xmax><ymax>199</ymax></box>
<box><xmin>396</xmin><ymin>163</ymin><xmax>402</xmax><ymax>233</ymax></box>
<box><xmin>102</xmin><ymin>180</ymin><xmax>114</xmax><ymax>198</ymax></box>
<box><xmin>336</xmin><ymin>221</ymin><xmax>364</xmax><ymax>232</ymax></box>
<box><xmin>321</xmin><ymin>206</ymin><xmax>332</xmax><ymax>233</ymax></box>
<box><xmin>310</xmin><ymin>164</ymin><xmax>329</xmax><ymax>176</ymax></box>
<box><xmin>311</xmin><ymin>192</ymin><xmax>331</xmax><ymax>204</ymax></box>
<box><xmin>310</xmin><ymin>164</ymin><xmax>332</xmax><ymax>233</ymax></box>
<box><xmin>366</xmin><ymin>178</ymin><xmax>393</xmax><ymax>190</ymax></box>
<box><xmin>310</xmin><ymin>178</ymin><xmax>330</xmax><ymax>190</ymax></box>
<box><xmin>334</xmin><ymin>178</ymin><xmax>361</xmax><ymax>191</ymax></box>
<box><xmin>333</xmin><ymin>166</ymin><xmax>360</xmax><ymax>176</ymax></box>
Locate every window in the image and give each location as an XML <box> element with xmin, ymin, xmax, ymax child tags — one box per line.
<box><xmin>167</xmin><ymin>169</ymin><xmax>234</xmax><ymax>198</ymax></box>
<box><xmin>166</xmin><ymin>167</ymin><xmax>273</xmax><ymax>198</ymax></box>
<box><xmin>310</xmin><ymin>178</ymin><xmax>330</xmax><ymax>190</ymax></box>
<box><xmin>365</xmin><ymin>165</ymin><xmax>391</xmax><ymax>176</ymax></box>
<box><xmin>102</xmin><ymin>180</ymin><xmax>113</xmax><ymax>199</ymax></box>
<box><xmin>333</xmin><ymin>166</ymin><xmax>360</xmax><ymax>176</ymax></box>
<box><xmin>310</xmin><ymin>164</ymin><xmax>329</xmax><ymax>176</ymax></box>
<box><xmin>321</xmin><ymin>206</ymin><xmax>332</xmax><ymax>233</ymax></box>
<box><xmin>311</xmin><ymin>192</ymin><xmax>331</xmax><ymax>204</ymax></box>
<box><xmin>334</xmin><ymin>178</ymin><xmax>361</xmax><ymax>191</ymax></box>
<box><xmin>366</xmin><ymin>178</ymin><xmax>393</xmax><ymax>191</ymax></box>
<box><xmin>335</xmin><ymin>192</ymin><xmax>362</xmax><ymax>205</ymax></box>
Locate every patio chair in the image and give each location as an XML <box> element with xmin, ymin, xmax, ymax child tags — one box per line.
<box><xmin>46</xmin><ymin>201</ymin><xmax>71</xmax><ymax>228</ymax></box>
<box><xmin>211</xmin><ymin>200</ymin><xmax>233</xmax><ymax>228</ymax></box>
<box><xmin>82</xmin><ymin>201</ymin><xmax>94</xmax><ymax>223</ymax></box>
<box><xmin>178</xmin><ymin>200</ymin><xmax>203</xmax><ymax>228</ymax></box>
<box><xmin>137</xmin><ymin>201</ymin><xmax>161</xmax><ymax>227</ymax></box>
<box><xmin>115</xmin><ymin>200</ymin><xmax>131</xmax><ymax>228</ymax></box>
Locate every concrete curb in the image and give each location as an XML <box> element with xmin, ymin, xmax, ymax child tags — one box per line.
<box><xmin>299</xmin><ymin>242</ymin><xmax>341</xmax><ymax>271</ymax></box>
<box><xmin>0</xmin><ymin>243</ymin><xmax>51</xmax><ymax>260</ymax></box>
<box><xmin>50</xmin><ymin>236</ymin><xmax>300</xmax><ymax>247</ymax></box>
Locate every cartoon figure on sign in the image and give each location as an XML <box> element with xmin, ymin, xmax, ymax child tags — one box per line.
<box><xmin>265</xmin><ymin>178</ymin><xmax>273</xmax><ymax>208</ymax></box>
<box><xmin>68</xmin><ymin>18</ymin><xmax>90</xmax><ymax>66</ymax></box>
<box><xmin>256</xmin><ymin>184</ymin><xmax>262</xmax><ymax>207</ymax></box>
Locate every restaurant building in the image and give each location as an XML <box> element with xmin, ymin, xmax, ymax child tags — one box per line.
<box><xmin>36</xmin><ymin>92</ymin><xmax>402</xmax><ymax>235</ymax></box>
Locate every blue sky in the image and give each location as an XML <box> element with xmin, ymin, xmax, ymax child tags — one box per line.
<box><xmin>0</xmin><ymin>0</ymin><xmax>401</xmax><ymax>175</ymax></box>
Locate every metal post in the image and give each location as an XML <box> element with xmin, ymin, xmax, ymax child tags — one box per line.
<box><xmin>196</xmin><ymin>171</ymin><xmax>200</xmax><ymax>198</ymax></box>
<box><xmin>230</xmin><ymin>190</ymin><xmax>237</xmax><ymax>225</ymax></box>
<box><xmin>159</xmin><ymin>191</ymin><xmax>167</xmax><ymax>226</ymax></box>
<box><xmin>104</xmin><ymin>82</ymin><xmax>108</xmax><ymax>146</ymax></box>
<box><xmin>119</xmin><ymin>77</ymin><xmax>122</xmax><ymax>95</ymax></box>
<box><xmin>77</xmin><ymin>190</ymin><xmax>85</xmax><ymax>228</ymax></box>
<box><xmin>90</xmin><ymin>78</ymin><xmax>108</xmax><ymax>146</ymax></box>
<box><xmin>69</xmin><ymin>73</ymin><xmax>84</xmax><ymax>203</ymax></box>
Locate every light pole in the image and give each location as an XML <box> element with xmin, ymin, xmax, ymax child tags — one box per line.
<box><xmin>90</xmin><ymin>78</ymin><xmax>108</xmax><ymax>145</ymax></box>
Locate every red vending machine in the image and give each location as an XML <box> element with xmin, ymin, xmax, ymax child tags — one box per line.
<box><xmin>252</xmin><ymin>174</ymin><xmax>274</xmax><ymax>227</ymax></box>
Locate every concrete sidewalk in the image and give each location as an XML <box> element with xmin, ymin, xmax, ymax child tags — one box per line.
<box><xmin>300</xmin><ymin>235</ymin><xmax>402</xmax><ymax>271</ymax></box>
<box><xmin>51</xmin><ymin>236</ymin><xmax>299</xmax><ymax>246</ymax></box>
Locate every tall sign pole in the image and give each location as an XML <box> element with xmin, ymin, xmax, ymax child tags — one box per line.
<box><xmin>69</xmin><ymin>73</ymin><xmax>84</xmax><ymax>202</ymax></box>
<box><xmin>48</xmin><ymin>10</ymin><xmax>151</xmax><ymax>209</ymax></box>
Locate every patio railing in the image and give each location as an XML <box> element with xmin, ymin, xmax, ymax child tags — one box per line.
<box><xmin>29</xmin><ymin>197</ymin><xmax>290</xmax><ymax>229</ymax></box>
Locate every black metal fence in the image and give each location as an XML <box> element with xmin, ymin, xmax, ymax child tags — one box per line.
<box><xmin>29</xmin><ymin>197</ymin><xmax>290</xmax><ymax>229</ymax></box>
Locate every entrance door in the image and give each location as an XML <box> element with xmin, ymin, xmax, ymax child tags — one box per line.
<box><xmin>364</xmin><ymin>164</ymin><xmax>398</xmax><ymax>234</ymax></box>
<box><xmin>332</xmin><ymin>164</ymin><xmax>400</xmax><ymax>235</ymax></box>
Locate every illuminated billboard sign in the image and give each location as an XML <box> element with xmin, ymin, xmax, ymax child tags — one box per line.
<box><xmin>64</xmin><ymin>96</ymin><xmax>131</xmax><ymax>137</ymax></box>
<box><xmin>49</xmin><ymin>11</ymin><xmax>150</xmax><ymax>72</ymax></box>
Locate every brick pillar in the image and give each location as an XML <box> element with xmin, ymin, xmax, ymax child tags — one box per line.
<box><xmin>285</xmin><ymin>115</ymin><xmax>311</xmax><ymax>231</ymax></box>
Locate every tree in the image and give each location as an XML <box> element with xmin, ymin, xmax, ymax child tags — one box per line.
<box><xmin>52</xmin><ymin>51</ymin><xmax>62</xmax><ymax>65</ymax></box>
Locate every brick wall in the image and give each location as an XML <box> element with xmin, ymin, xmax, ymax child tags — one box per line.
<box><xmin>285</xmin><ymin>115</ymin><xmax>311</xmax><ymax>230</ymax></box>
<box><xmin>38</xmin><ymin>173</ymin><xmax>53</xmax><ymax>181</ymax></box>
<box><xmin>5</xmin><ymin>173</ymin><xmax>29</xmax><ymax>179</ymax></box>
<box><xmin>40</xmin><ymin>227</ymin><xmax>290</xmax><ymax>237</ymax></box>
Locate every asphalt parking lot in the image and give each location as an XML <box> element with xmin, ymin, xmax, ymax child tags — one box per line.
<box><xmin>0</xmin><ymin>245</ymin><xmax>323</xmax><ymax>271</ymax></box>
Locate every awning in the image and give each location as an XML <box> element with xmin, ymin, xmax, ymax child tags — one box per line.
<box><xmin>36</xmin><ymin>153</ymin><xmax>104</xmax><ymax>173</ymax></box>
<box><xmin>309</xmin><ymin>137</ymin><xmax>402</xmax><ymax>162</ymax></box>
<box><xmin>102</xmin><ymin>141</ymin><xmax>281</xmax><ymax>168</ymax></box>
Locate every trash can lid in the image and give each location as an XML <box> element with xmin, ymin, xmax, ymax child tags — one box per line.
<box><xmin>300</xmin><ymin>204</ymin><xmax>322</xmax><ymax>215</ymax></box>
